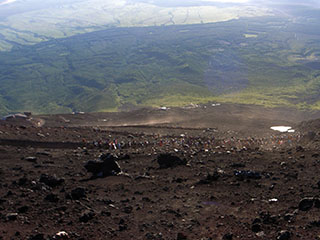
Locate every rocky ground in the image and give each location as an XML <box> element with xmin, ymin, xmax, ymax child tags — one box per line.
<box><xmin>1</xmin><ymin>104</ymin><xmax>320</xmax><ymax>240</ymax></box>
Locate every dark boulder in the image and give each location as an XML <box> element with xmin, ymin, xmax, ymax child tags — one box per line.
<box><xmin>177</xmin><ymin>232</ymin><xmax>187</xmax><ymax>240</ymax></box>
<box><xmin>198</xmin><ymin>172</ymin><xmax>220</xmax><ymax>184</ymax></box>
<box><xmin>222</xmin><ymin>233</ymin><xmax>233</xmax><ymax>240</ymax></box>
<box><xmin>234</xmin><ymin>170</ymin><xmax>261</xmax><ymax>180</ymax></box>
<box><xmin>6</xmin><ymin>213</ymin><xmax>18</xmax><ymax>221</ymax></box>
<box><xmin>314</xmin><ymin>198</ymin><xmax>320</xmax><ymax>208</ymax></box>
<box><xmin>28</xmin><ymin>234</ymin><xmax>45</xmax><ymax>240</ymax></box>
<box><xmin>39</xmin><ymin>174</ymin><xmax>64</xmax><ymax>188</ymax></box>
<box><xmin>299</xmin><ymin>198</ymin><xmax>314</xmax><ymax>211</ymax></box>
<box><xmin>18</xmin><ymin>206</ymin><xmax>29</xmax><ymax>213</ymax></box>
<box><xmin>44</xmin><ymin>193</ymin><xmax>59</xmax><ymax>203</ymax></box>
<box><xmin>251</xmin><ymin>223</ymin><xmax>262</xmax><ymax>233</ymax></box>
<box><xmin>296</xmin><ymin>146</ymin><xmax>304</xmax><ymax>152</ymax></box>
<box><xmin>85</xmin><ymin>153</ymin><xmax>121</xmax><ymax>178</ymax></box>
<box><xmin>70</xmin><ymin>187</ymin><xmax>86</xmax><ymax>200</ymax></box>
<box><xmin>79</xmin><ymin>210</ymin><xmax>95</xmax><ymax>223</ymax></box>
<box><xmin>277</xmin><ymin>230</ymin><xmax>291</xmax><ymax>240</ymax></box>
<box><xmin>157</xmin><ymin>154</ymin><xmax>187</xmax><ymax>169</ymax></box>
<box><xmin>24</xmin><ymin>156</ymin><xmax>37</xmax><ymax>163</ymax></box>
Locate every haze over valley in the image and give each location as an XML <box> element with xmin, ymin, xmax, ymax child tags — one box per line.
<box><xmin>0</xmin><ymin>0</ymin><xmax>319</xmax><ymax>115</ymax></box>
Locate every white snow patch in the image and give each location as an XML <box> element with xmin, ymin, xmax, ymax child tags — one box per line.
<box><xmin>270</xmin><ymin>126</ymin><xmax>295</xmax><ymax>133</ymax></box>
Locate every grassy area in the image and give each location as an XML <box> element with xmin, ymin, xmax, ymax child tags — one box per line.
<box><xmin>0</xmin><ymin>16</ymin><xmax>320</xmax><ymax>115</ymax></box>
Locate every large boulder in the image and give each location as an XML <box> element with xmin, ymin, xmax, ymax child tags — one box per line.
<box><xmin>85</xmin><ymin>153</ymin><xmax>121</xmax><ymax>178</ymax></box>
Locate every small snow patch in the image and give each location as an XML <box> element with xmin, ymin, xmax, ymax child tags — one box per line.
<box><xmin>270</xmin><ymin>126</ymin><xmax>295</xmax><ymax>133</ymax></box>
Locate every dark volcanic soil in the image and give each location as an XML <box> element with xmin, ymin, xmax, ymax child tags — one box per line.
<box><xmin>1</xmin><ymin>104</ymin><xmax>320</xmax><ymax>240</ymax></box>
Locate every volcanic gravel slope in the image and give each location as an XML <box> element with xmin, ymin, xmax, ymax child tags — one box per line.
<box><xmin>1</xmin><ymin>104</ymin><xmax>320</xmax><ymax>240</ymax></box>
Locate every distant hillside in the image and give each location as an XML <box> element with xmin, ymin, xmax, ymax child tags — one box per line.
<box><xmin>0</xmin><ymin>0</ymin><xmax>271</xmax><ymax>51</ymax></box>
<box><xmin>0</xmin><ymin>16</ymin><xmax>320</xmax><ymax>115</ymax></box>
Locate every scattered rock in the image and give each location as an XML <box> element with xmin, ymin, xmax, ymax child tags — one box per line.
<box><xmin>45</xmin><ymin>193</ymin><xmax>59</xmax><ymax>203</ymax></box>
<box><xmin>145</xmin><ymin>232</ymin><xmax>163</xmax><ymax>240</ymax></box>
<box><xmin>177</xmin><ymin>232</ymin><xmax>187</xmax><ymax>240</ymax></box>
<box><xmin>230</xmin><ymin>163</ymin><xmax>246</xmax><ymax>168</ymax></box>
<box><xmin>251</xmin><ymin>223</ymin><xmax>262</xmax><ymax>233</ymax></box>
<box><xmin>123</xmin><ymin>206</ymin><xmax>133</xmax><ymax>214</ymax></box>
<box><xmin>277</xmin><ymin>230</ymin><xmax>291</xmax><ymax>240</ymax></box>
<box><xmin>79</xmin><ymin>210</ymin><xmax>95</xmax><ymax>223</ymax></box>
<box><xmin>28</xmin><ymin>234</ymin><xmax>45</xmax><ymax>240</ymax></box>
<box><xmin>234</xmin><ymin>170</ymin><xmax>261</xmax><ymax>180</ymax></box>
<box><xmin>18</xmin><ymin>177</ymin><xmax>29</xmax><ymax>186</ymax></box>
<box><xmin>39</xmin><ymin>174</ymin><xmax>65</xmax><ymax>188</ymax></box>
<box><xmin>70</xmin><ymin>187</ymin><xmax>86</xmax><ymax>200</ymax></box>
<box><xmin>18</xmin><ymin>206</ymin><xmax>29</xmax><ymax>213</ymax></box>
<box><xmin>24</xmin><ymin>156</ymin><xmax>37</xmax><ymax>163</ymax></box>
<box><xmin>6</xmin><ymin>213</ymin><xmax>18</xmax><ymax>221</ymax></box>
<box><xmin>259</xmin><ymin>212</ymin><xmax>279</xmax><ymax>224</ymax></box>
<box><xmin>37</xmin><ymin>133</ymin><xmax>46</xmax><ymax>138</ymax></box>
<box><xmin>36</xmin><ymin>151</ymin><xmax>51</xmax><ymax>156</ymax></box>
<box><xmin>53</xmin><ymin>231</ymin><xmax>69</xmax><ymax>239</ymax></box>
<box><xmin>118</xmin><ymin>218</ymin><xmax>127</xmax><ymax>231</ymax></box>
<box><xmin>85</xmin><ymin>153</ymin><xmax>121</xmax><ymax>178</ymax></box>
<box><xmin>222</xmin><ymin>233</ymin><xmax>233</xmax><ymax>240</ymax></box>
<box><xmin>256</xmin><ymin>231</ymin><xmax>265</xmax><ymax>237</ymax></box>
<box><xmin>157</xmin><ymin>154</ymin><xmax>187</xmax><ymax>168</ymax></box>
<box><xmin>198</xmin><ymin>172</ymin><xmax>220</xmax><ymax>184</ymax></box>
<box><xmin>119</xmin><ymin>154</ymin><xmax>130</xmax><ymax>160</ymax></box>
<box><xmin>310</xmin><ymin>220</ymin><xmax>320</xmax><ymax>227</ymax></box>
<box><xmin>283</xmin><ymin>213</ymin><xmax>294</xmax><ymax>222</ymax></box>
<box><xmin>296</xmin><ymin>146</ymin><xmax>304</xmax><ymax>152</ymax></box>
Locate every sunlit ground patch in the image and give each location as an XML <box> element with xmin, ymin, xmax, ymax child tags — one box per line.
<box><xmin>270</xmin><ymin>126</ymin><xmax>295</xmax><ymax>133</ymax></box>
